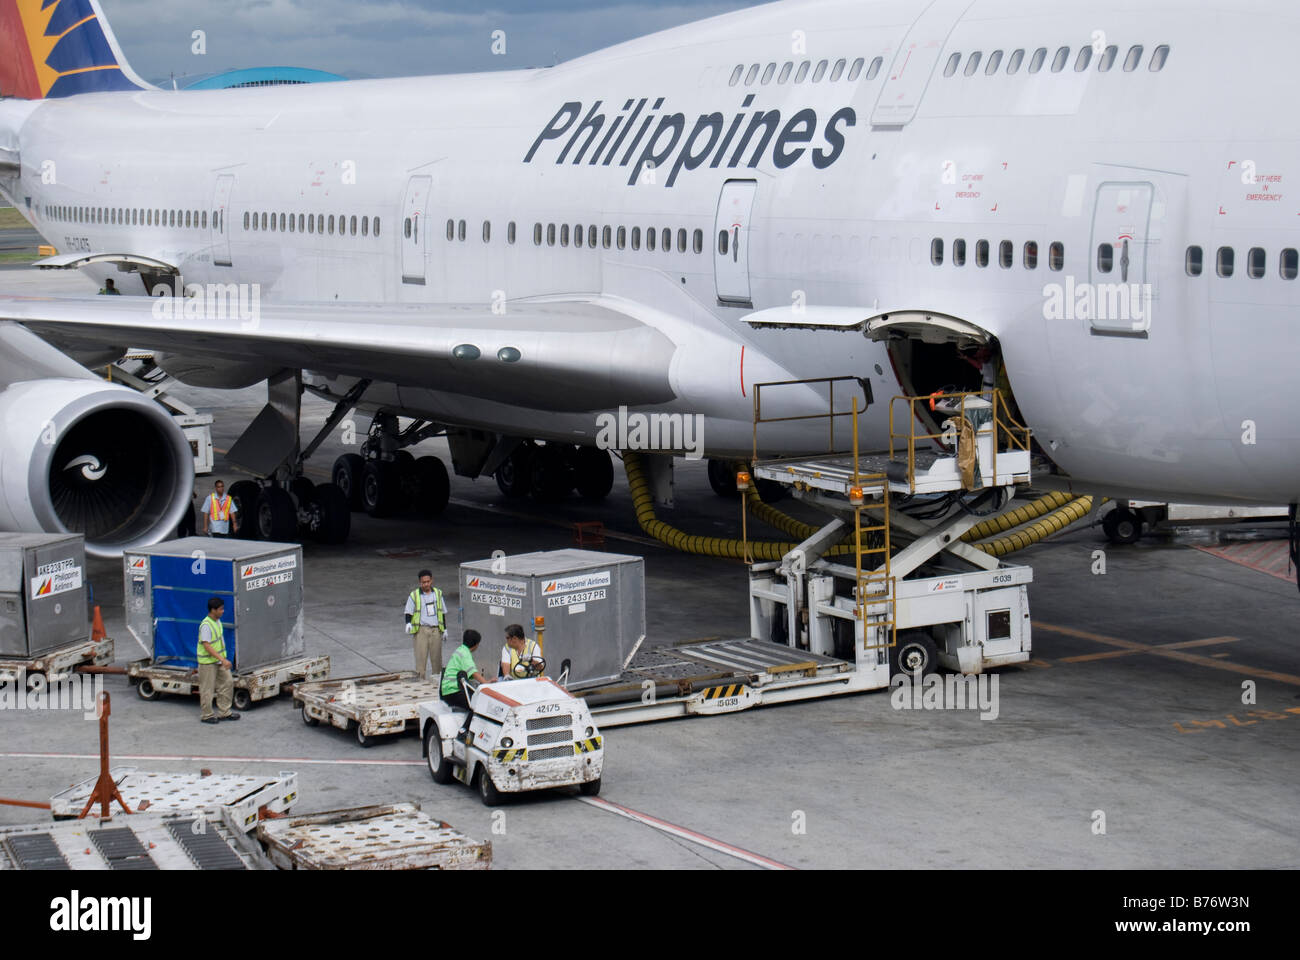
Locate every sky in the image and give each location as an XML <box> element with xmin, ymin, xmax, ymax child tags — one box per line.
<box><xmin>99</xmin><ymin>0</ymin><xmax>771</xmax><ymax>85</ymax></box>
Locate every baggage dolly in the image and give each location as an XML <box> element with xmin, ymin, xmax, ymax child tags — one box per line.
<box><xmin>293</xmin><ymin>670</ymin><xmax>441</xmax><ymax>746</ymax></box>
<box><xmin>127</xmin><ymin>653</ymin><xmax>330</xmax><ymax>710</ymax></box>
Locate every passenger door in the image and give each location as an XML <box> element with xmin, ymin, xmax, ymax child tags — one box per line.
<box><xmin>211</xmin><ymin>174</ymin><xmax>235</xmax><ymax>267</ymax></box>
<box><xmin>1088</xmin><ymin>181</ymin><xmax>1154</xmax><ymax>333</ymax></box>
<box><xmin>400</xmin><ymin>175</ymin><xmax>432</xmax><ymax>285</ymax></box>
<box><xmin>714</xmin><ymin>179</ymin><xmax>757</xmax><ymax>307</ymax></box>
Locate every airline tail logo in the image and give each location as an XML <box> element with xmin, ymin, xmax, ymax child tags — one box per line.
<box><xmin>0</xmin><ymin>0</ymin><xmax>149</xmax><ymax>98</ymax></box>
<box><xmin>33</xmin><ymin>577</ymin><xmax>52</xmax><ymax>596</ymax></box>
<box><xmin>468</xmin><ymin>577</ymin><xmax>481</xmax><ymax>588</ymax></box>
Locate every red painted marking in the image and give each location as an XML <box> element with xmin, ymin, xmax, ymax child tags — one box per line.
<box><xmin>0</xmin><ymin>752</ymin><xmax>423</xmax><ymax>766</ymax></box>
<box><xmin>1194</xmin><ymin>541</ymin><xmax>1295</xmax><ymax>584</ymax></box>
<box><xmin>990</xmin><ymin>202</ymin><xmax>998</xmax><ymax>212</ymax></box>
<box><xmin>1228</xmin><ymin>161</ymin><xmax>1237</xmax><ymax>169</ymax></box>
<box><xmin>480</xmin><ymin>685</ymin><xmax>522</xmax><ymax>707</ymax></box>
<box><xmin>1219</xmin><ymin>206</ymin><xmax>1227</xmax><ymax>215</ymax></box>
<box><xmin>740</xmin><ymin>345</ymin><xmax>746</xmax><ymax>398</ymax></box>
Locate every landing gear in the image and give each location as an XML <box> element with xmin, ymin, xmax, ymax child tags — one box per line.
<box><xmin>529</xmin><ymin>444</ymin><xmax>575</xmax><ymax>503</ymax></box>
<box><xmin>414</xmin><ymin>456</ymin><xmax>451</xmax><ymax>517</ymax></box>
<box><xmin>304</xmin><ymin>482</ymin><xmax>350</xmax><ymax>544</ymax></box>
<box><xmin>227</xmin><ymin>480</ymin><xmax>261</xmax><ymax>539</ymax></box>
<box><xmin>362</xmin><ymin>459</ymin><xmax>405</xmax><ymax>518</ymax></box>
<box><xmin>495</xmin><ymin>447</ymin><xmax>532</xmax><ymax>498</ymax></box>
<box><xmin>332</xmin><ymin>454</ymin><xmax>364</xmax><ymax>510</ymax></box>
<box><xmin>574</xmin><ymin>448</ymin><xmax>614</xmax><ymax>500</ymax></box>
<box><xmin>708</xmin><ymin>459</ymin><xmax>741</xmax><ymax>498</ymax></box>
<box><xmin>1103</xmin><ymin>506</ymin><xmax>1143</xmax><ymax>544</ymax></box>
<box><xmin>495</xmin><ymin>443</ymin><xmax>614</xmax><ymax>503</ymax></box>
<box><xmin>257</xmin><ymin>486</ymin><xmax>297</xmax><ymax>542</ymax></box>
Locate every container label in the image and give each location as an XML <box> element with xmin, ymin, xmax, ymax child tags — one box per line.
<box><xmin>471</xmin><ymin>591</ymin><xmax>522</xmax><ymax>609</ymax></box>
<box><xmin>245</xmin><ymin>571</ymin><xmax>294</xmax><ymax>592</ymax></box>
<box><xmin>543</xmin><ymin>571</ymin><xmax>611</xmax><ymax>594</ymax></box>
<box><xmin>241</xmin><ymin>554</ymin><xmax>297</xmax><ymax>579</ymax></box>
<box><xmin>465</xmin><ymin>575</ymin><xmax>527</xmax><ymax>596</ymax></box>
<box><xmin>547</xmin><ymin>588</ymin><xmax>605</xmax><ymax>607</ymax></box>
<box><xmin>30</xmin><ymin>560</ymin><xmax>82</xmax><ymax>600</ymax></box>
<box><xmin>126</xmin><ymin>555</ymin><xmax>148</xmax><ymax>573</ymax></box>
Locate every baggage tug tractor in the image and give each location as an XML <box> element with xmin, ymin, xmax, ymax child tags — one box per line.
<box><xmin>419</xmin><ymin>674</ymin><xmax>603</xmax><ymax>806</ymax></box>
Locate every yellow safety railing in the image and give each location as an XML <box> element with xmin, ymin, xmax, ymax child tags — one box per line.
<box><xmin>887</xmin><ymin>389</ymin><xmax>1031</xmax><ymax>493</ymax></box>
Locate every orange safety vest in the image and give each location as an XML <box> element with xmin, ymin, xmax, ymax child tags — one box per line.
<box><xmin>208</xmin><ymin>494</ymin><xmax>232</xmax><ymax>521</ymax></box>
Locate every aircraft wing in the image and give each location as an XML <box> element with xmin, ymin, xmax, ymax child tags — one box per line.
<box><xmin>0</xmin><ymin>294</ymin><xmax>679</xmax><ymax>412</ymax></box>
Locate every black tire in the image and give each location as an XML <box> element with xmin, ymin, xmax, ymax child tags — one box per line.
<box><xmin>707</xmin><ymin>459</ymin><xmax>741</xmax><ymax>498</ymax></box>
<box><xmin>308</xmin><ymin>482</ymin><xmax>351</xmax><ymax>544</ymax></box>
<box><xmin>891</xmin><ymin>630</ymin><xmax>939</xmax><ymax>678</ymax></box>
<box><xmin>301</xmin><ymin>704</ymin><xmax>319</xmax><ymax>727</ymax></box>
<box><xmin>579</xmin><ymin>778</ymin><xmax>601</xmax><ymax>797</ymax></box>
<box><xmin>232</xmin><ymin>688</ymin><xmax>251</xmax><ymax>711</ymax></box>
<box><xmin>362</xmin><ymin>460</ymin><xmax>404</xmax><ymax>517</ymax></box>
<box><xmin>1103</xmin><ymin>507</ymin><xmax>1142</xmax><ymax>544</ymax></box>
<box><xmin>529</xmin><ymin>444</ymin><xmax>573</xmax><ymax>503</ymax></box>
<box><xmin>136</xmin><ymin>678</ymin><xmax>158</xmax><ymax>701</ymax></box>
<box><xmin>574</xmin><ymin>447</ymin><xmax>615</xmax><ymax>500</ymax></box>
<box><xmin>356</xmin><ymin>723</ymin><xmax>374</xmax><ymax>748</ymax></box>
<box><xmin>414</xmin><ymin>456</ymin><xmax>451</xmax><ymax>518</ymax></box>
<box><xmin>256</xmin><ymin>486</ymin><xmax>298</xmax><ymax>542</ymax></box>
<box><xmin>332</xmin><ymin>454</ymin><xmax>365</xmax><ymax>511</ymax></box>
<box><xmin>289</xmin><ymin>475</ymin><xmax>315</xmax><ymax>506</ymax></box>
<box><xmin>477</xmin><ymin>767</ymin><xmax>503</xmax><ymax>806</ymax></box>
<box><xmin>227</xmin><ymin>480</ymin><xmax>261</xmax><ymax>539</ymax></box>
<box><xmin>425</xmin><ymin>727</ymin><xmax>454</xmax><ymax>784</ymax></box>
<box><xmin>495</xmin><ymin>446</ymin><xmax>532</xmax><ymax>498</ymax></box>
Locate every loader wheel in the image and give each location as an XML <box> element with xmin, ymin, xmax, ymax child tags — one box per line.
<box><xmin>1103</xmin><ymin>507</ymin><xmax>1143</xmax><ymax>544</ymax></box>
<box><xmin>301</xmin><ymin>704</ymin><xmax>319</xmax><ymax>727</ymax></box>
<box><xmin>232</xmin><ymin>688</ymin><xmax>251</xmax><ymax>711</ymax></box>
<box><xmin>425</xmin><ymin>728</ymin><xmax>454</xmax><ymax>784</ymax></box>
<box><xmin>579</xmin><ymin>778</ymin><xmax>601</xmax><ymax>797</ymax></box>
<box><xmin>477</xmin><ymin>768</ymin><xmax>503</xmax><ymax>807</ymax></box>
<box><xmin>891</xmin><ymin>630</ymin><xmax>938</xmax><ymax>678</ymax></box>
<box><xmin>136</xmin><ymin>678</ymin><xmax>158</xmax><ymax>701</ymax></box>
<box><xmin>356</xmin><ymin>723</ymin><xmax>374</xmax><ymax>748</ymax></box>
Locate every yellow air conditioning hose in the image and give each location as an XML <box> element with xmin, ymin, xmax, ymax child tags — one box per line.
<box><xmin>971</xmin><ymin>496</ymin><xmax>1096</xmax><ymax>557</ymax></box>
<box><xmin>960</xmin><ymin>491</ymin><xmax>1074</xmax><ymax>542</ymax></box>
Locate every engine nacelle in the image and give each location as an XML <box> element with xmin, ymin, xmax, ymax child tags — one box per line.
<box><xmin>0</xmin><ymin>378</ymin><xmax>195</xmax><ymax>557</ymax></box>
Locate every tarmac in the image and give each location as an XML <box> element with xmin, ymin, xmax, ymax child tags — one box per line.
<box><xmin>1</xmin><ymin>267</ymin><xmax>1298</xmax><ymax>869</ymax></box>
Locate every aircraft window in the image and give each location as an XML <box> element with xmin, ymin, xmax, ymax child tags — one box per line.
<box><xmin>865</xmin><ymin>56</ymin><xmax>882</xmax><ymax>80</ymax></box>
<box><xmin>944</xmin><ymin>53</ymin><xmax>961</xmax><ymax>78</ymax></box>
<box><xmin>244</xmin><ymin>212</ymin><xmax>250</xmax><ymax>231</ymax></box>
<box><xmin>602</xmin><ymin>225</ymin><xmax>612</xmax><ymax>248</ymax></box>
<box><xmin>252</xmin><ymin>212</ymin><xmax>259</xmax><ymax>232</ymax></box>
<box><xmin>1023</xmin><ymin>241</ymin><xmax>1038</xmax><ymax>269</ymax></box>
<box><xmin>1149</xmin><ymin>45</ymin><xmax>1169</xmax><ymax>71</ymax></box>
<box><xmin>975</xmin><ymin>240</ymin><xmax>989</xmax><ymax>267</ymax></box>
<box><xmin>1029</xmin><ymin>47</ymin><xmax>1047</xmax><ymax>72</ymax></box>
<box><xmin>931</xmin><ymin>238</ymin><xmax>944</xmax><ymax>265</ymax></box>
<box><xmin>458</xmin><ymin>219</ymin><xmax>466</xmax><ymax>241</ymax></box>
<box><xmin>1184</xmin><ymin>246</ymin><xmax>1202</xmax><ymax>276</ymax></box>
<box><xmin>617</xmin><ymin>226</ymin><xmax>627</xmax><ymax>249</ymax></box>
<box><xmin>560</xmin><ymin>224</ymin><xmax>570</xmax><ymax>246</ymax></box>
<box><xmin>999</xmin><ymin>240</ymin><xmax>1013</xmax><ymax>268</ymax></box>
<box><xmin>718</xmin><ymin>230</ymin><xmax>729</xmax><ymax>256</ymax></box>
<box><xmin>199</xmin><ymin>211</ymin><xmax>205</xmax><ymax>228</ymax></box>
<box><xmin>374</xmin><ymin>217</ymin><xmax>381</xmax><ymax>236</ymax></box>
<box><xmin>1247</xmin><ymin>247</ymin><xmax>1265</xmax><ymax>278</ymax></box>
<box><xmin>310</xmin><ymin>214</ymin><xmax>316</xmax><ymax>234</ymax></box>
<box><xmin>632</xmin><ymin>227</ymin><xmax>642</xmax><ymax>250</ymax></box>
<box><xmin>292</xmin><ymin>214</ymin><xmax>298</xmax><ymax>234</ymax></box>
<box><xmin>647</xmin><ymin>227</ymin><xmax>656</xmax><ymax>251</ymax></box>
<box><xmin>813</xmin><ymin>59</ymin><xmax>828</xmax><ymax>82</ymax></box>
<box><xmin>830</xmin><ymin>58</ymin><xmax>846</xmax><ymax>82</ymax></box>
<box><xmin>194</xmin><ymin>210</ymin><xmax>200</xmax><ymax>227</ymax></box>
<box><xmin>662</xmin><ymin>227</ymin><xmax>672</xmax><ymax>251</ymax></box>
<box><xmin>794</xmin><ymin>61</ymin><xmax>810</xmax><ymax>83</ymax></box>
<box><xmin>1097</xmin><ymin>243</ymin><xmax>1114</xmax><ymax>273</ymax></box>
<box><xmin>1098</xmin><ymin>45</ymin><xmax>1118</xmax><ymax>71</ymax></box>
<box><xmin>589</xmin><ymin>225</ymin><xmax>598</xmax><ymax>247</ymax></box>
<box><xmin>761</xmin><ymin>63</ymin><xmax>776</xmax><ymax>84</ymax></box>
<box><xmin>778</xmin><ymin>62</ymin><xmax>792</xmax><ymax>84</ymax></box>
<box><xmin>508</xmin><ymin>221</ymin><xmax>517</xmax><ymax>244</ymax></box>
<box><xmin>1123</xmin><ymin>45</ymin><xmax>1143</xmax><ymax>72</ymax></box>
<box><xmin>269</xmin><ymin>213</ymin><xmax>276</xmax><ymax>232</ymax></box>
<box><xmin>847</xmin><ymin>57</ymin><xmax>864</xmax><ymax>81</ymax></box>
<box><xmin>347</xmin><ymin>215</ymin><xmax>355</xmax><ymax>236</ymax></box>
<box><xmin>1281</xmin><ymin>248</ymin><xmax>1297</xmax><ymax>280</ymax></box>
<box><xmin>953</xmin><ymin>238</ymin><xmax>966</xmax><ymax>266</ymax></box>
<box><xmin>109</xmin><ymin>209</ymin><xmax>115</xmax><ymax>225</ymax></box>
<box><xmin>964</xmin><ymin>52</ymin><xmax>982</xmax><ymax>77</ymax></box>
<box><xmin>678</xmin><ymin>228</ymin><xmax>687</xmax><ymax>252</ymax></box>
<box><xmin>184</xmin><ymin>211</ymin><xmax>191</xmax><ymax>228</ymax></box>
<box><xmin>547</xmin><ymin>223</ymin><xmax>556</xmax><ymax>246</ymax></box>
<box><xmin>745</xmin><ymin>64</ymin><xmax>759</xmax><ymax>85</ymax></box>
<box><xmin>985</xmin><ymin>50</ymin><xmax>1003</xmax><ymax>75</ymax></box>
<box><xmin>262</xmin><ymin>212</ymin><xmax>268</xmax><ymax>231</ymax></box>
<box><xmin>693</xmin><ymin>228</ymin><xmax>704</xmax><ymax>254</ymax></box>
<box><xmin>1075</xmin><ymin>47</ymin><xmax>1092</xmax><ymax>71</ymax></box>
<box><xmin>729</xmin><ymin>65</ymin><xmax>743</xmax><ymax>86</ymax></box>
<box><xmin>534</xmin><ymin>222</ymin><xmax>542</xmax><ymax>245</ymax></box>
<box><xmin>1007</xmin><ymin>49</ymin><xmax>1024</xmax><ymax>74</ymax></box>
<box><xmin>482</xmin><ymin>220</ymin><xmax>490</xmax><ymax>242</ymax></box>
<box><xmin>1051</xmin><ymin>47</ymin><xmax>1069</xmax><ymax>72</ymax></box>
<box><xmin>574</xmin><ymin>223</ymin><xmax>583</xmax><ymax>248</ymax></box>
<box><xmin>359</xmin><ymin>216</ymin><xmax>366</xmax><ymax>237</ymax></box>
<box><xmin>1049</xmin><ymin>241</ymin><xmax>1064</xmax><ymax>271</ymax></box>
<box><xmin>329</xmin><ymin>215</ymin><xmax>336</xmax><ymax>235</ymax></box>
<box><xmin>1217</xmin><ymin>246</ymin><xmax>1233</xmax><ymax>277</ymax></box>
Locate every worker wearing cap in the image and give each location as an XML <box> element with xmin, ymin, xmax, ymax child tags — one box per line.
<box><xmin>441</xmin><ymin>629</ymin><xmax>489</xmax><ymax>735</ymax></box>
<box><xmin>196</xmin><ymin>597</ymin><xmax>239</xmax><ymax>724</ymax></box>
<box><xmin>404</xmin><ymin>569</ymin><xmax>446</xmax><ymax>680</ymax></box>
<box><xmin>201</xmin><ymin>479</ymin><xmax>239</xmax><ymax>538</ymax></box>
<box><xmin>498</xmin><ymin>623</ymin><xmax>543</xmax><ymax>679</ymax></box>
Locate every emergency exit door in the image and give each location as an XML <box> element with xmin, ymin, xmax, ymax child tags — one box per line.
<box><xmin>1088</xmin><ymin>181</ymin><xmax>1154</xmax><ymax>333</ymax></box>
<box><xmin>211</xmin><ymin>175</ymin><xmax>235</xmax><ymax>267</ymax></box>
<box><xmin>401</xmin><ymin>175</ymin><xmax>432</xmax><ymax>285</ymax></box>
<box><xmin>714</xmin><ymin>179</ymin><xmax>757</xmax><ymax>307</ymax></box>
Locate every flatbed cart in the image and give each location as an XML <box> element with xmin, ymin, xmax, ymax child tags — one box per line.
<box><xmin>127</xmin><ymin>653</ymin><xmax>330</xmax><ymax>710</ymax></box>
<box><xmin>256</xmin><ymin>802</ymin><xmax>491</xmax><ymax>870</ymax></box>
<box><xmin>294</xmin><ymin>671</ymin><xmax>441</xmax><ymax>746</ymax></box>
<box><xmin>50</xmin><ymin>768</ymin><xmax>299</xmax><ymax>832</ymax></box>
<box><xmin>0</xmin><ymin>637</ymin><xmax>114</xmax><ymax>681</ymax></box>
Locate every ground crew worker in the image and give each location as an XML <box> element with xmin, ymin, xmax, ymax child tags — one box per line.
<box><xmin>498</xmin><ymin>623</ymin><xmax>543</xmax><ymax>679</ymax></box>
<box><xmin>201</xmin><ymin>479</ymin><xmax>239</xmax><ymax>538</ymax></box>
<box><xmin>197</xmin><ymin>597</ymin><xmax>239</xmax><ymax>724</ymax></box>
<box><xmin>98</xmin><ymin>278</ymin><xmax>120</xmax><ymax>295</ymax></box>
<box><xmin>441</xmin><ymin>629</ymin><xmax>489</xmax><ymax>734</ymax></box>
<box><xmin>404</xmin><ymin>569</ymin><xmax>446</xmax><ymax>680</ymax></box>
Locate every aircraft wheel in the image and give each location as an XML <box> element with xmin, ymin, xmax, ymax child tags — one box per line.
<box><xmin>495</xmin><ymin>446</ymin><xmax>532</xmax><ymax>498</ymax></box>
<box><xmin>362</xmin><ymin>460</ymin><xmax>404</xmax><ymax>517</ymax></box>
<box><xmin>414</xmin><ymin>456</ymin><xmax>451</xmax><ymax>517</ymax></box>
<box><xmin>227</xmin><ymin>480</ymin><xmax>261</xmax><ymax>539</ymax></box>
<box><xmin>256</xmin><ymin>487</ymin><xmax>297</xmax><ymax>542</ymax></box>
<box><xmin>707</xmin><ymin>459</ymin><xmax>741</xmax><ymax>498</ymax></box>
<box><xmin>574</xmin><ymin>448</ymin><xmax>614</xmax><ymax>500</ymax></box>
<box><xmin>309</xmin><ymin>483</ymin><xmax>351</xmax><ymax>544</ymax></box>
<box><xmin>332</xmin><ymin>454</ymin><xmax>365</xmax><ymax>511</ymax></box>
<box><xmin>529</xmin><ymin>445</ymin><xmax>573</xmax><ymax>503</ymax></box>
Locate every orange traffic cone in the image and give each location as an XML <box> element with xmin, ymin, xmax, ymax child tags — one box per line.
<box><xmin>91</xmin><ymin>605</ymin><xmax>107</xmax><ymax>642</ymax></box>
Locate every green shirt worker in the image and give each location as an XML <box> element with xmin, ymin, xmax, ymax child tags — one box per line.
<box><xmin>197</xmin><ymin>597</ymin><xmax>240</xmax><ymax>724</ymax></box>
<box><xmin>441</xmin><ymin>629</ymin><xmax>490</xmax><ymax>733</ymax></box>
<box><xmin>404</xmin><ymin>568</ymin><xmax>446</xmax><ymax>680</ymax></box>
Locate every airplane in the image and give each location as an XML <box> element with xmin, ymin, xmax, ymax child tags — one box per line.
<box><xmin>0</xmin><ymin>0</ymin><xmax>1296</xmax><ymax>561</ymax></box>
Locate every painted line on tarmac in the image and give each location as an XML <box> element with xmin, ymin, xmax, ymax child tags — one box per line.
<box><xmin>1060</xmin><ymin>635</ymin><xmax>1240</xmax><ymax>664</ymax></box>
<box><xmin>1036</xmin><ymin>622</ymin><xmax>1300</xmax><ymax>686</ymax></box>
<box><xmin>0</xmin><ymin>751</ymin><xmax>423</xmax><ymax>766</ymax></box>
<box><xmin>578</xmin><ymin>795</ymin><xmax>794</xmax><ymax>870</ymax></box>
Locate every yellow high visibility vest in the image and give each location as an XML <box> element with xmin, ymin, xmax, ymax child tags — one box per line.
<box><xmin>196</xmin><ymin>616</ymin><xmax>226</xmax><ymax>664</ymax></box>
<box><xmin>506</xmin><ymin>638</ymin><xmax>542</xmax><ymax>677</ymax></box>
<box><xmin>409</xmin><ymin>587</ymin><xmax>446</xmax><ymax>630</ymax></box>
